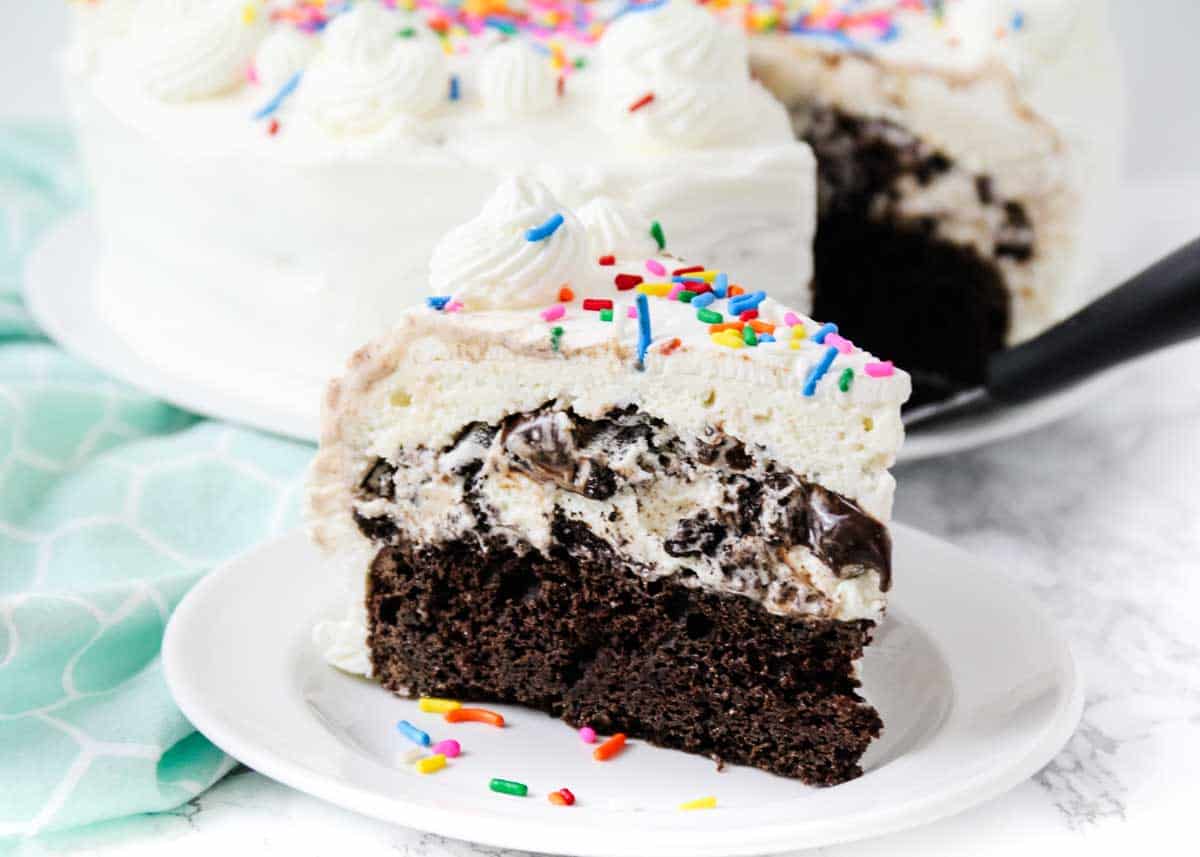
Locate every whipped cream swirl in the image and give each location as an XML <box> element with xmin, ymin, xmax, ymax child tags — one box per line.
<box><xmin>253</xmin><ymin>26</ymin><xmax>319</xmax><ymax>91</ymax></box>
<box><xmin>430</xmin><ymin>177</ymin><xmax>588</xmax><ymax>310</ymax></box>
<box><xmin>130</xmin><ymin>0</ymin><xmax>267</xmax><ymax>102</ymax></box>
<box><xmin>301</xmin><ymin>4</ymin><xmax>449</xmax><ymax>134</ymax></box>
<box><xmin>576</xmin><ymin>197</ymin><xmax>658</xmax><ymax>260</ymax></box>
<box><xmin>479</xmin><ymin>41</ymin><xmax>559</xmax><ymax>118</ymax></box>
<box><xmin>598</xmin><ymin>0</ymin><xmax>790</xmax><ymax>149</ymax></box>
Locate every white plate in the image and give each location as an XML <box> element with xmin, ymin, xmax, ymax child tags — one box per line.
<box><xmin>24</xmin><ymin>212</ymin><xmax>1111</xmax><ymax>459</ymax></box>
<box><xmin>162</xmin><ymin>525</ymin><xmax>1082</xmax><ymax>857</ymax></box>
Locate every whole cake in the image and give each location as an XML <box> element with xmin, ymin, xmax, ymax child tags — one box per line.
<box><xmin>64</xmin><ymin>0</ymin><xmax>815</xmax><ymax>416</ymax></box>
<box><xmin>718</xmin><ymin>0</ymin><xmax>1122</xmax><ymax>402</ymax></box>
<box><xmin>308</xmin><ymin>178</ymin><xmax>911</xmax><ymax>785</ymax></box>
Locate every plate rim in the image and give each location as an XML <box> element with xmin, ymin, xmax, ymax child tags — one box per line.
<box><xmin>162</xmin><ymin>524</ymin><xmax>1083</xmax><ymax>857</ymax></box>
<box><xmin>26</xmin><ymin>211</ymin><xmax>1116</xmax><ymax>460</ymax></box>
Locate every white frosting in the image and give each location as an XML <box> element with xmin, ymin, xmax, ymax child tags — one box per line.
<box><xmin>129</xmin><ymin>0</ymin><xmax>267</xmax><ymax>102</ymax></box>
<box><xmin>300</xmin><ymin>4</ymin><xmax>449</xmax><ymax>134</ymax></box>
<box><xmin>599</xmin><ymin>0</ymin><xmax>790</xmax><ymax>150</ymax></box>
<box><xmin>429</xmin><ymin>177</ymin><xmax>589</xmax><ymax>310</ymax></box>
<box><xmin>576</xmin><ymin>196</ymin><xmax>659</xmax><ymax>261</ymax></box>
<box><xmin>478</xmin><ymin>40</ymin><xmax>559</xmax><ymax>118</ymax></box>
<box><xmin>253</xmin><ymin>25</ymin><xmax>319</xmax><ymax>92</ymax></box>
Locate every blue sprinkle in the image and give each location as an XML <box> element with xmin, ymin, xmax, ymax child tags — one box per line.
<box><xmin>671</xmin><ymin>276</ymin><xmax>706</xmax><ymax>284</ymax></box>
<box><xmin>758</xmin><ymin>334</ymin><xmax>776</xmax><ymax>344</ymax></box>
<box><xmin>449</xmin><ymin>75</ymin><xmax>460</xmax><ymax>101</ymax></box>
<box><xmin>427</xmin><ymin>296</ymin><xmax>451</xmax><ymax>310</ymax></box>
<box><xmin>691</xmin><ymin>292</ymin><xmax>716</xmax><ymax>309</ymax></box>
<box><xmin>803</xmin><ymin>346</ymin><xmax>840</xmax><ymax>397</ymax></box>
<box><xmin>1011</xmin><ymin>11</ymin><xmax>1024</xmax><ymax>30</ymax></box>
<box><xmin>252</xmin><ymin>71</ymin><xmax>302</xmax><ymax>120</ymax></box>
<box><xmin>616</xmin><ymin>0</ymin><xmax>668</xmax><ymax>19</ymax></box>
<box><xmin>728</xmin><ymin>290</ymin><xmax>767</xmax><ymax>316</ymax></box>
<box><xmin>713</xmin><ymin>272</ymin><xmax>728</xmax><ymax>298</ymax></box>
<box><xmin>636</xmin><ymin>293</ymin><xmax>652</xmax><ymax>369</ymax></box>
<box><xmin>812</xmin><ymin>322</ymin><xmax>839</xmax><ymax>344</ymax></box>
<box><xmin>525</xmin><ymin>213</ymin><xmax>565</xmax><ymax>242</ymax></box>
<box><xmin>397</xmin><ymin>720</ymin><xmax>431</xmax><ymax>747</ymax></box>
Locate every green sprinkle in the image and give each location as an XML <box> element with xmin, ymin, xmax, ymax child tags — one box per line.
<box><xmin>487</xmin><ymin>20</ymin><xmax>518</xmax><ymax>34</ymax></box>
<box><xmin>650</xmin><ymin>220</ymin><xmax>665</xmax><ymax>251</ymax></box>
<box><xmin>743</xmin><ymin>325</ymin><xmax>758</xmax><ymax>347</ymax></box>
<box><xmin>396</xmin><ymin>26</ymin><xmax>416</xmax><ymax>37</ymax></box>
<box><xmin>697</xmin><ymin>308</ymin><xmax>723</xmax><ymax>324</ymax></box>
<box><xmin>599</xmin><ymin>308</ymin><xmax>613</xmax><ymax>322</ymax></box>
<box><xmin>574</xmin><ymin>56</ymin><xmax>587</xmax><ymax>69</ymax></box>
<box><xmin>838</xmin><ymin>367</ymin><xmax>855</xmax><ymax>392</ymax></box>
<box><xmin>677</xmin><ymin>290</ymin><xmax>696</xmax><ymax>303</ymax></box>
<box><xmin>489</xmin><ymin>778</ymin><xmax>528</xmax><ymax>797</ymax></box>
<box><xmin>550</xmin><ymin>325</ymin><xmax>564</xmax><ymax>352</ymax></box>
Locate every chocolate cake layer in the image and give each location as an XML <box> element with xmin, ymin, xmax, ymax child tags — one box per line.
<box><xmin>799</xmin><ymin>105</ymin><xmax>1022</xmax><ymax>405</ymax></box>
<box><xmin>366</xmin><ymin>514</ymin><xmax>881</xmax><ymax>786</ymax></box>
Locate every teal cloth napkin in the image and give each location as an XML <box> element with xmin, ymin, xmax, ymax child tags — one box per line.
<box><xmin>0</xmin><ymin>124</ymin><xmax>314</xmax><ymax>839</ymax></box>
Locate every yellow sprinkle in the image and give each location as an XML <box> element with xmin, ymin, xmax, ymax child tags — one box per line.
<box><xmin>790</xmin><ymin>339</ymin><xmax>803</xmax><ymax>350</ymax></box>
<box><xmin>711</xmin><ymin>331</ymin><xmax>744</xmax><ymax>349</ymax></box>
<box><xmin>414</xmin><ymin>754</ymin><xmax>447</xmax><ymax>775</ymax></box>
<box><xmin>241</xmin><ymin>2</ymin><xmax>258</xmax><ymax>24</ymax></box>
<box><xmin>679</xmin><ymin>796</ymin><xmax>717</xmax><ymax>811</ymax></box>
<box><xmin>791</xmin><ymin>325</ymin><xmax>806</xmax><ymax>340</ymax></box>
<box><xmin>694</xmin><ymin>270</ymin><xmax>719</xmax><ymax>282</ymax></box>
<box><xmin>635</xmin><ymin>283</ymin><xmax>672</xmax><ymax>297</ymax></box>
<box><xmin>419</xmin><ymin>697</ymin><xmax>462</xmax><ymax>714</ymax></box>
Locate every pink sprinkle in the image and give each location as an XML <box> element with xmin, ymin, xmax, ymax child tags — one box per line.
<box><xmin>443</xmin><ymin>301</ymin><xmax>463</xmax><ymax>314</ymax></box>
<box><xmin>645</xmin><ymin>259</ymin><xmax>666</xmax><ymax>277</ymax></box>
<box><xmin>825</xmin><ymin>333</ymin><xmax>855</xmax><ymax>354</ymax></box>
<box><xmin>579</xmin><ymin>726</ymin><xmax>597</xmax><ymax>744</ymax></box>
<box><xmin>627</xmin><ymin>306</ymin><xmax>638</xmax><ymax>319</ymax></box>
<box><xmin>667</xmin><ymin>283</ymin><xmax>684</xmax><ymax>301</ymax></box>
<box><xmin>541</xmin><ymin>304</ymin><xmax>566</xmax><ymax>322</ymax></box>
<box><xmin>431</xmin><ymin>739</ymin><xmax>461</xmax><ymax>758</ymax></box>
<box><xmin>246</xmin><ymin>64</ymin><xmax>259</xmax><ymax>84</ymax></box>
<box><xmin>865</xmin><ymin>361</ymin><xmax>895</xmax><ymax>378</ymax></box>
<box><xmin>784</xmin><ymin>312</ymin><xmax>802</xmax><ymax>327</ymax></box>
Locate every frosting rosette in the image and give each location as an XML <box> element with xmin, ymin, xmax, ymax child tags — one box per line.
<box><xmin>130</xmin><ymin>0</ymin><xmax>267</xmax><ymax>102</ymax></box>
<box><xmin>430</xmin><ymin>177</ymin><xmax>588</xmax><ymax>309</ymax></box>
<box><xmin>300</xmin><ymin>3</ymin><xmax>449</xmax><ymax>134</ymax></box>
<box><xmin>479</xmin><ymin>41</ymin><xmax>559</xmax><ymax>118</ymax></box>
<box><xmin>576</xmin><ymin>196</ymin><xmax>658</xmax><ymax>260</ymax></box>
<box><xmin>253</xmin><ymin>25</ymin><xmax>319</xmax><ymax>91</ymax></box>
<box><xmin>597</xmin><ymin>0</ymin><xmax>790</xmax><ymax>150</ymax></box>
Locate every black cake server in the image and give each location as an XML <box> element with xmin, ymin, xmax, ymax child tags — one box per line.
<box><xmin>903</xmin><ymin>235</ymin><xmax>1200</xmax><ymax>430</ymax></box>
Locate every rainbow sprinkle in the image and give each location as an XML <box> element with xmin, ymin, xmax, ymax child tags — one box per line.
<box><xmin>635</xmin><ymin>293</ymin><xmax>652</xmax><ymax>367</ymax></box>
<box><xmin>252</xmin><ymin>71</ymin><xmax>302</xmax><ymax>120</ymax></box>
<box><xmin>803</xmin><ymin>346</ymin><xmax>840</xmax><ymax>396</ymax></box>
<box><xmin>526</xmin><ymin>213</ymin><xmax>565</xmax><ymax>242</ymax></box>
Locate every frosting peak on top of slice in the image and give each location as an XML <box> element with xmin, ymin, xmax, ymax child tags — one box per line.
<box><xmin>421</xmin><ymin>178</ymin><xmax>909</xmax><ymax>409</ymax></box>
<box><xmin>429</xmin><ymin>176</ymin><xmax>589</xmax><ymax>310</ymax></box>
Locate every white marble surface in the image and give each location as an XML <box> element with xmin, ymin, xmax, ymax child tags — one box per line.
<box><xmin>6</xmin><ymin>3</ymin><xmax>1200</xmax><ymax>855</ymax></box>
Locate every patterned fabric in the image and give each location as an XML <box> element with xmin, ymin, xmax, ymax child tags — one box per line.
<box><xmin>0</xmin><ymin>124</ymin><xmax>314</xmax><ymax>838</ymax></box>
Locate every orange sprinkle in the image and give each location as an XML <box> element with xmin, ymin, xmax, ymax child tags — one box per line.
<box><xmin>659</xmin><ymin>337</ymin><xmax>682</xmax><ymax>356</ymax></box>
<box><xmin>558</xmin><ymin>286</ymin><xmax>575</xmax><ymax>302</ymax></box>
<box><xmin>445</xmin><ymin>707</ymin><xmax>505</xmax><ymax>727</ymax></box>
<box><xmin>727</xmin><ymin>284</ymin><xmax>745</xmax><ymax>297</ymax></box>
<box><xmin>593</xmin><ymin>733</ymin><xmax>627</xmax><ymax>761</ymax></box>
<box><xmin>708</xmin><ymin>322</ymin><xmax>745</xmax><ymax>334</ymax></box>
<box><xmin>548</xmin><ymin>792</ymin><xmax>568</xmax><ymax>806</ymax></box>
<box><xmin>747</xmin><ymin>320</ymin><xmax>776</xmax><ymax>334</ymax></box>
